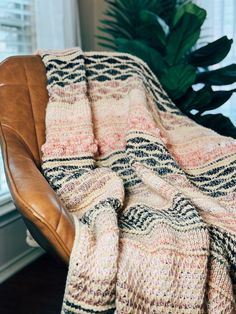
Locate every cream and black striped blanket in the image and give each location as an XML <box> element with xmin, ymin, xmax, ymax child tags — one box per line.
<box><xmin>39</xmin><ymin>48</ymin><xmax>236</xmax><ymax>313</ymax></box>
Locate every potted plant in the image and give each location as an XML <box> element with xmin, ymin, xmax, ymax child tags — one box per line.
<box><xmin>98</xmin><ymin>0</ymin><xmax>236</xmax><ymax>138</ymax></box>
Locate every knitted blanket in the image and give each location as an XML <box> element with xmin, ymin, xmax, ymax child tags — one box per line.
<box><xmin>39</xmin><ymin>48</ymin><xmax>236</xmax><ymax>314</ymax></box>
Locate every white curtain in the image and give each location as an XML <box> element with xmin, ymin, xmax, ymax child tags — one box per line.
<box><xmin>197</xmin><ymin>0</ymin><xmax>236</xmax><ymax>124</ymax></box>
<box><xmin>35</xmin><ymin>0</ymin><xmax>81</xmax><ymax>49</ymax></box>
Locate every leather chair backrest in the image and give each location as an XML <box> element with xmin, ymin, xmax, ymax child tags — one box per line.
<box><xmin>0</xmin><ymin>55</ymin><xmax>74</xmax><ymax>263</ymax></box>
<box><xmin>0</xmin><ymin>55</ymin><xmax>48</xmax><ymax>167</ymax></box>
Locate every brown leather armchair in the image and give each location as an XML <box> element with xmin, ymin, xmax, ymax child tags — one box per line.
<box><xmin>0</xmin><ymin>56</ymin><xmax>75</xmax><ymax>264</ymax></box>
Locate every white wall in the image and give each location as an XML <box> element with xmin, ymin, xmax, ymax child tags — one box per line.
<box><xmin>79</xmin><ymin>0</ymin><xmax>108</xmax><ymax>51</ymax></box>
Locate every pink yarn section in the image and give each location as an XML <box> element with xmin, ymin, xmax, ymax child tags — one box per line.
<box><xmin>42</xmin><ymin>89</ymin><xmax>98</xmax><ymax>158</ymax></box>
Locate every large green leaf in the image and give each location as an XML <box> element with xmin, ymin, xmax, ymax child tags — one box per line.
<box><xmin>154</xmin><ymin>0</ymin><xmax>176</xmax><ymax>25</ymax></box>
<box><xmin>166</xmin><ymin>12</ymin><xmax>202</xmax><ymax>64</ymax></box>
<box><xmin>99</xmin><ymin>20</ymin><xmax>132</xmax><ymax>37</ymax></box>
<box><xmin>98</xmin><ymin>42</ymin><xmax>117</xmax><ymax>50</ymax></box>
<box><xmin>196</xmin><ymin>64</ymin><xmax>236</xmax><ymax>85</ymax></box>
<box><xmin>173</xmin><ymin>2</ymin><xmax>206</xmax><ymax>27</ymax></box>
<box><xmin>179</xmin><ymin>87</ymin><xmax>236</xmax><ymax>114</ymax></box>
<box><xmin>98</xmin><ymin>26</ymin><xmax>130</xmax><ymax>40</ymax></box>
<box><xmin>175</xmin><ymin>88</ymin><xmax>196</xmax><ymax>111</ymax></box>
<box><xmin>138</xmin><ymin>10</ymin><xmax>167</xmax><ymax>52</ymax></box>
<box><xmin>103</xmin><ymin>10</ymin><xmax>134</xmax><ymax>35</ymax></box>
<box><xmin>105</xmin><ymin>1</ymin><xmax>133</xmax><ymax>27</ymax></box>
<box><xmin>139</xmin><ymin>10</ymin><xmax>169</xmax><ymax>34</ymax></box>
<box><xmin>104</xmin><ymin>0</ymin><xmax>149</xmax><ymax>38</ymax></box>
<box><xmin>96</xmin><ymin>35</ymin><xmax>114</xmax><ymax>44</ymax></box>
<box><xmin>115</xmin><ymin>38</ymin><xmax>167</xmax><ymax>77</ymax></box>
<box><xmin>160</xmin><ymin>64</ymin><xmax>196</xmax><ymax>99</ymax></box>
<box><xmin>205</xmin><ymin>89</ymin><xmax>236</xmax><ymax>110</ymax></box>
<box><xmin>189</xmin><ymin>88</ymin><xmax>236</xmax><ymax>113</ymax></box>
<box><xmin>184</xmin><ymin>87</ymin><xmax>212</xmax><ymax>111</ymax></box>
<box><xmin>194</xmin><ymin>113</ymin><xmax>236</xmax><ymax>138</ymax></box>
<box><xmin>189</xmin><ymin>36</ymin><xmax>233</xmax><ymax>67</ymax></box>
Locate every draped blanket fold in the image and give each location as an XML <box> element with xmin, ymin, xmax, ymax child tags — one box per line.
<box><xmin>39</xmin><ymin>48</ymin><xmax>236</xmax><ymax>314</ymax></box>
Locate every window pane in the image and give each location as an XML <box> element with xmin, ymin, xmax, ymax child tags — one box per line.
<box><xmin>0</xmin><ymin>0</ymin><xmax>36</xmax><ymax>61</ymax></box>
<box><xmin>0</xmin><ymin>0</ymin><xmax>36</xmax><ymax>197</ymax></box>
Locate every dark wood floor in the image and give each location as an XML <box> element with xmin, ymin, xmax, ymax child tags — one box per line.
<box><xmin>0</xmin><ymin>254</ymin><xmax>68</xmax><ymax>314</ymax></box>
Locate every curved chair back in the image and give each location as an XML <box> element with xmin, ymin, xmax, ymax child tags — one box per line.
<box><xmin>0</xmin><ymin>56</ymin><xmax>75</xmax><ymax>263</ymax></box>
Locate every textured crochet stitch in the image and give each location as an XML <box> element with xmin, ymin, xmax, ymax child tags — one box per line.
<box><xmin>39</xmin><ymin>47</ymin><xmax>236</xmax><ymax>314</ymax></box>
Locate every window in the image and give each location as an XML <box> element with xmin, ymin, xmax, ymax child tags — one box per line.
<box><xmin>0</xmin><ymin>0</ymin><xmax>36</xmax><ymax>60</ymax></box>
<box><xmin>197</xmin><ymin>0</ymin><xmax>236</xmax><ymax>124</ymax></box>
<box><xmin>0</xmin><ymin>0</ymin><xmax>80</xmax><ymax>199</ymax></box>
<box><xmin>0</xmin><ymin>0</ymin><xmax>36</xmax><ymax>197</ymax></box>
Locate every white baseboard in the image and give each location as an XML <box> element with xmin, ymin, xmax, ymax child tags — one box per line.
<box><xmin>0</xmin><ymin>247</ymin><xmax>44</xmax><ymax>284</ymax></box>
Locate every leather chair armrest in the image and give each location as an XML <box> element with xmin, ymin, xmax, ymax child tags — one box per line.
<box><xmin>0</xmin><ymin>124</ymin><xmax>75</xmax><ymax>264</ymax></box>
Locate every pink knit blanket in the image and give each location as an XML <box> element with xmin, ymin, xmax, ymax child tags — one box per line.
<box><xmin>40</xmin><ymin>48</ymin><xmax>236</xmax><ymax>313</ymax></box>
